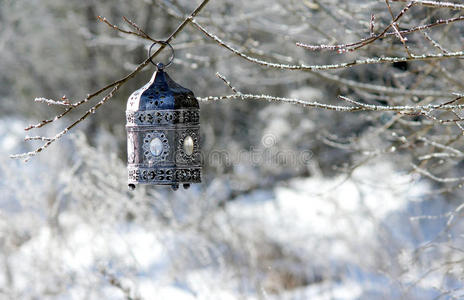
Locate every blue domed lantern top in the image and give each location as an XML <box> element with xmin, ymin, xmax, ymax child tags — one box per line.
<box><xmin>126</xmin><ymin>64</ymin><xmax>201</xmax><ymax>191</ymax></box>
<box><xmin>127</xmin><ymin>63</ymin><xmax>199</xmax><ymax>111</ymax></box>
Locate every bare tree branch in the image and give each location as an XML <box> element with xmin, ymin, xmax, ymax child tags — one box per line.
<box><xmin>11</xmin><ymin>0</ymin><xmax>212</xmax><ymax>160</ymax></box>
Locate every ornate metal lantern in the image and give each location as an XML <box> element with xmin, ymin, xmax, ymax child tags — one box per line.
<box><xmin>126</xmin><ymin>43</ymin><xmax>201</xmax><ymax>190</ymax></box>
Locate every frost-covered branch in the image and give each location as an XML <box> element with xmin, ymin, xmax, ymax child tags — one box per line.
<box><xmin>200</xmin><ymin>77</ymin><xmax>464</xmax><ymax>113</ymax></box>
<box><xmin>11</xmin><ymin>0</ymin><xmax>212</xmax><ymax>160</ymax></box>
<box><xmin>392</xmin><ymin>0</ymin><xmax>464</xmax><ymax>10</ymax></box>
<box><xmin>191</xmin><ymin>19</ymin><xmax>464</xmax><ymax>71</ymax></box>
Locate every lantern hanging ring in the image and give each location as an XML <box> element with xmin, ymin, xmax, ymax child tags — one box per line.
<box><xmin>148</xmin><ymin>41</ymin><xmax>174</xmax><ymax>70</ymax></box>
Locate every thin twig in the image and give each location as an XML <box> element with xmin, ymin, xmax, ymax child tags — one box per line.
<box><xmin>411</xmin><ymin>163</ymin><xmax>464</xmax><ymax>183</ymax></box>
<box><xmin>297</xmin><ymin>1</ymin><xmax>415</xmax><ymax>52</ymax></box>
<box><xmin>34</xmin><ymin>97</ymin><xmax>71</xmax><ymax>106</ymax></box>
<box><xmin>215</xmin><ymin>72</ymin><xmax>239</xmax><ymax>94</ymax></box>
<box><xmin>422</xmin><ymin>31</ymin><xmax>449</xmax><ymax>54</ymax></box>
<box><xmin>97</xmin><ymin>16</ymin><xmax>147</xmax><ymax>40</ymax></box>
<box><xmin>297</xmin><ymin>15</ymin><xmax>464</xmax><ymax>52</ymax></box>
<box><xmin>392</xmin><ymin>0</ymin><xmax>464</xmax><ymax>10</ymax></box>
<box><xmin>386</xmin><ymin>0</ymin><xmax>413</xmax><ymax>57</ymax></box>
<box><xmin>24</xmin><ymin>136</ymin><xmax>53</xmax><ymax>142</ymax></box>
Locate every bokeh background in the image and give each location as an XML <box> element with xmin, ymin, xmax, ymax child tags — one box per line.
<box><xmin>1</xmin><ymin>0</ymin><xmax>464</xmax><ymax>299</ymax></box>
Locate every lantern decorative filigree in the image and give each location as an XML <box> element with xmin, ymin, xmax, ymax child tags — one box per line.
<box><xmin>126</xmin><ymin>43</ymin><xmax>201</xmax><ymax>190</ymax></box>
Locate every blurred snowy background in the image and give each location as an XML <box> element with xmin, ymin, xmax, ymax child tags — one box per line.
<box><xmin>1</xmin><ymin>0</ymin><xmax>464</xmax><ymax>299</ymax></box>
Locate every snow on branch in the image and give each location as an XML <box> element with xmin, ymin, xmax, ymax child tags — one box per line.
<box><xmin>11</xmin><ymin>0</ymin><xmax>464</xmax><ymax>164</ymax></box>
<box><xmin>11</xmin><ymin>0</ymin><xmax>212</xmax><ymax>160</ymax></box>
<box><xmin>191</xmin><ymin>19</ymin><xmax>464</xmax><ymax>71</ymax></box>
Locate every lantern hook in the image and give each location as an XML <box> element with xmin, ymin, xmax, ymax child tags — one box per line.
<box><xmin>148</xmin><ymin>41</ymin><xmax>174</xmax><ymax>70</ymax></box>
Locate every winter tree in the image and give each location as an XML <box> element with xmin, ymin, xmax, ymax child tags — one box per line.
<box><xmin>1</xmin><ymin>0</ymin><xmax>464</xmax><ymax>299</ymax></box>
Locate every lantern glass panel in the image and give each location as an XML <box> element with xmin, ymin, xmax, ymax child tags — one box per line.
<box><xmin>184</xmin><ymin>136</ymin><xmax>194</xmax><ymax>156</ymax></box>
<box><xmin>149</xmin><ymin>138</ymin><xmax>164</xmax><ymax>156</ymax></box>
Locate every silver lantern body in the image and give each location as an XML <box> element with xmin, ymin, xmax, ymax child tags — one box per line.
<box><xmin>126</xmin><ymin>66</ymin><xmax>201</xmax><ymax>190</ymax></box>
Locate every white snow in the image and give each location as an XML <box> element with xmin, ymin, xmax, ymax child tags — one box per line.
<box><xmin>1</xmin><ymin>120</ymin><xmax>462</xmax><ymax>299</ymax></box>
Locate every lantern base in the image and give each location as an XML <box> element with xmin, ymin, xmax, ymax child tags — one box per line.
<box><xmin>127</xmin><ymin>182</ymin><xmax>194</xmax><ymax>191</ymax></box>
<box><xmin>128</xmin><ymin>166</ymin><xmax>201</xmax><ymax>188</ymax></box>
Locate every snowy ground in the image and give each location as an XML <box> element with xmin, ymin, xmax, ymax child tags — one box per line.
<box><xmin>1</xmin><ymin>118</ymin><xmax>463</xmax><ymax>299</ymax></box>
